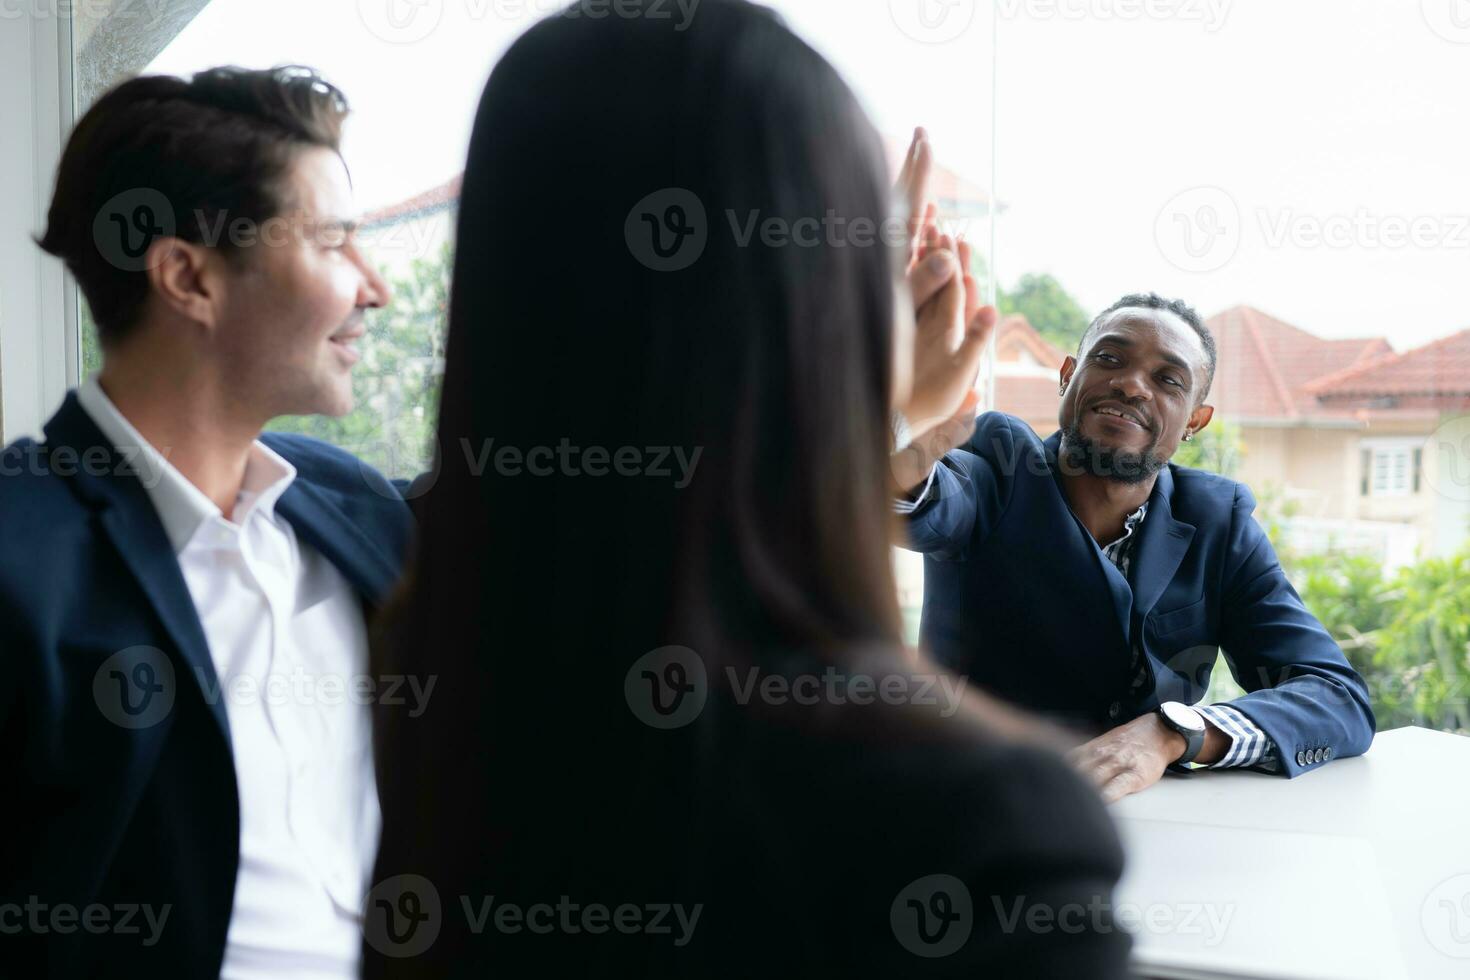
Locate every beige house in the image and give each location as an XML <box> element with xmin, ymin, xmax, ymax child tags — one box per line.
<box><xmin>991</xmin><ymin>314</ymin><xmax>1069</xmax><ymax>437</ymax></box>
<box><xmin>1206</xmin><ymin>306</ymin><xmax>1470</xmax><ymax>564</ymax></box>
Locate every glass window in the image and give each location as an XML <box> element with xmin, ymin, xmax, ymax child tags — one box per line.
<box><xmin>1366</xmin><ymin>441</ymin><xmax>1418</xmax><ymax>498</ymax></box>
<box><xmin>72</xmin><ymin>0</ymin><xmax>996</xmax><ymax>497</ymax></box>
<box><xmin>989</xmin><ymin>5</ymin><xmax>1469</xmax><ymax>727</ymax></box>
<box><xmin>1373</xmin><ymin>449</ymin><xmax>1405</xmax><ymax>496</ymax></box>
<box><xmin>67</xmin><ymin>3</ymin><xmax>1470</xmax><ymax>732</ymax></box>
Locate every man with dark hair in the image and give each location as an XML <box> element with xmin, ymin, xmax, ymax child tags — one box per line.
<box><xmin>893</xmin><ymin>293</ymin><xmax>1374</xmax><ymax>802</ymax></box>
<box><xmin>1</xmin><ymin>66</ymin><xmax>411</xmax><ymax>977</ymax></box>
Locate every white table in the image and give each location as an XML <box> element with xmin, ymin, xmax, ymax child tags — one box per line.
<box><xmin>1110</xmin><ymin>726</ymin><xmax>1470</xmax><ymax>980</ymax></box>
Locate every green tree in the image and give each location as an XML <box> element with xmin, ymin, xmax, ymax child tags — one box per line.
<box><xmin>999</xmin><ymin>272</ymin><xmax>1090</xmax><ymax>353</ymax></box>
<box><xmin>1281</xmin><ymin>539</ymin><xmax>1470</xmax><ymax>735</ymax></box>
<box><xmin>81</xmin><ymin>299</ymin><xmax>103</xmax><ymax>380</ymax></box>
<box><xmin>1172</xmin><ymin>420</ymin><xmax>1244</xmax><ymax>478</ymax></box>
<box><xmin>1376</xmin><ymin>552</ymin><xmax>1470</xmax><ymax>732</ymax></box>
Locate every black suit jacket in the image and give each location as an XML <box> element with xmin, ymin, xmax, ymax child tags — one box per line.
<box><xmin>367</xmin><ymin>679</ymin><xmax>1133</xmax><ymax>979</ymax></box>
<box><xmin>0</xmin><ymin>393</ymin><xmax>413</xmax><ymax>977</ymax></box>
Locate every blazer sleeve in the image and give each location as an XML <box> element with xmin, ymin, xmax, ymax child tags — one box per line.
<box><xmin>903</xmin><ymin>415</ymin><xmax>1015</xmax><ymax>561</ymax></box>
<box><xmin>1215</xmin><ymin>483</ymin><xmax>1376</xmax><ymax>777</ymax></box>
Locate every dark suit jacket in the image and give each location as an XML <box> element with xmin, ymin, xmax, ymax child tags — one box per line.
<box><xmin>0</xmin><ymin>392</ymin><xmax>413</xmax><ymax>977</ymax></box>
<box><xmin>367</xmin><ymin>684</ymin><xmax>1134</xmax><ymax>979</ymax></box>
<box><xmin>906</xmin><ymin>412</ymin><xmax>1375</xmax><ymax>776</ymax></box>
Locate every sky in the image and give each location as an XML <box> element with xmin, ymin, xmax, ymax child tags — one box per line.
<box><xmin>135</xmin><ymin>0</ymin><xmax>1470</xmax><ymax>349</ymax></box>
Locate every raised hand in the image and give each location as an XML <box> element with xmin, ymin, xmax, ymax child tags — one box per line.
<box><xmin>893</xmin><ymin>129</ymin><xmax>996</xmax><ymax>472</ymax></box>
<box><xmin>896</xmin><ymin>127</ymin><xmax>935</xmax><ymax>273</ymax></box>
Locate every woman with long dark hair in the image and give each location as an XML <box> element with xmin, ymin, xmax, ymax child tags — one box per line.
<box><xmin>367</xmin><ymin>2</ymin><xmax>1131</xmax><ymax>975</ymax></box>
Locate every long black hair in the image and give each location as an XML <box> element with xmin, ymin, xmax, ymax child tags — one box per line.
<box><xmin>370</xmin><ymin>1</ymin><xmax>940</xmax><ymax>971</ymax></box>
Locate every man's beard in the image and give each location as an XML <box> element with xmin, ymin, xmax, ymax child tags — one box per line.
<box><xmin>1060</xmin><ymin>422</ymin><xmax>1167</xmax><ymax>485</ymax></box>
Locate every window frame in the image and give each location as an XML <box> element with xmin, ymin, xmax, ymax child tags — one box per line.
<box><xmin>1361</xmin><ymin>437</ymin><xmax>1421</xmax><ymax>499</ymax></box>
<box><xmin>0</xmin><ymin>9</ymin><xmax>76</xmax><ymax>444</ymax></box>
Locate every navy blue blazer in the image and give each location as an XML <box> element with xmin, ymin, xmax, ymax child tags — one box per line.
<box><xmin>0</xmin><ymin>392</ymin><xmax>413</xmax><ymax>977</ymax></box>
<box><xmin>905</xmin><ymin>412</ymin><xmax>1374</xmax><ymax>778</ymax></box>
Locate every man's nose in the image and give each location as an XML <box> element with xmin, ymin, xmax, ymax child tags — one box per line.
<box><xmin>357</xmin><ymin>253</ymin><xmax>392</xmax><ymax>309</ymax></box>
<box><xmin>1111</xmin><ymin>371</ymin><xmax>1153</xmax><ymax>401</ymax></box>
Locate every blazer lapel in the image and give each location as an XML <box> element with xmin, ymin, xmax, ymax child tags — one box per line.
<box><xmin>274</xmin><ymin>480</ymin><xmax>400</xmax><ymax>607</ymax></box>
<box><xmin>45</xmin><ymin>394</ymin><xmax>232</xmax><ymax>743</ymax></box>
<box><xmin>1131</xmin><ymin>467</ymin><xmax>1197</xmax><ymax>621</ymax></box>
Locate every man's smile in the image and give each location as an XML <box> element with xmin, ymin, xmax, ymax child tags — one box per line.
<box><xmin>1090</xmin><ymin>401</ymin><xmax>1151</xmax><ymax>430</ymax></box>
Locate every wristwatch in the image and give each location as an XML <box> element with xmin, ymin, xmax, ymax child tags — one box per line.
<box><xmin>1157</xmin><ymin>701</ymin><xmax>1206</xmax><ymax>766</ymax></box>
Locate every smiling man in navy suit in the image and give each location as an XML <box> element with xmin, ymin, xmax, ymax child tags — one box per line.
<box><xmin>893</xmin><ymin>293</ymin><xmax>1374</xmax><ymax>803</ymax></box>
<box><xmin>0</xmin><ymin>67</ymin><xmax>414</xmax><ymax>977</ymax></box>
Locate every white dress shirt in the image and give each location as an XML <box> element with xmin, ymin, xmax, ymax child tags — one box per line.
<box><xmin>78</xmin><ymin>379</ymin><xmax>379</xmax><ymax>980</ymax></box>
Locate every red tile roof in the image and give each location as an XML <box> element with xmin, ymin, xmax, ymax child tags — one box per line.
<box><xmin>1205</xmin><ymin>306</ymin><xmax>1392</xmax><ymax>420</ymax></box>
<box><xmin>1304</xmin><ymin>326</ymin><xmax>1470</xmax><ymax>402</ymax></box>
<box><xmin>995</xmin><ymin>314</ymin><xmax>1068</xmax><ymax>368</ymax></box>
<box><xmin>993</xmin><ymin>315</ymin><xmax>1063</xmax><ymax>435</ymax></box>
<box><xmin>361</xmin><ymin>174</ymin><xmax>463</xmax><ymax>229</ymax></box>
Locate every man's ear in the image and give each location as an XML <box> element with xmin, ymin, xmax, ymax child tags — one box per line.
<box><xmin>143</xmin><ymin>238</ymin><xmax>221</xmax><ymax>330</ymax></box>
<box><xmin>1186</xmin><ymin>402</ymin><xmax>1215</xmax><ymax>439</ymax></box>
<box><xmin>1059</xmin><ymin>356</ymin><xmax>1077</xmax><ymax>389</ymax></box>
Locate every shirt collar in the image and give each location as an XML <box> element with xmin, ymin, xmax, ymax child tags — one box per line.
<box><xmin>75</xmin><ymin>378</ymin><xmax>297</xmax><ymax>554</ymax></box>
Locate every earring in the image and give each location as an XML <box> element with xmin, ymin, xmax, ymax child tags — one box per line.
<box><xmin>1183</xmin><ymin>433</ymin><xmax>1193</xmax><ymax>442</ymax></box>
<box><xmin>1058</xmin><ymin>384</ymin><xmax>1067</xmax><ymax>396</ymax></box>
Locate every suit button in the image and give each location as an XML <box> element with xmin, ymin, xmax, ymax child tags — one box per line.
<box><xmin>1315</xmin><ymin>748</ymin><xmax>1326</xmax><ymax>763</ymax></box>
<box><xmin>1108</xmin><ymin>701</ymin><xmax>1121</xmax><ymax>720</ymax></box>
<box><xmin>1324</xmin><ymin>747</ymin><xmax>1333</xmax><ymax>760</ymax></box>
<box><xmin>1296</xmin><ymin>750</ymin><xmax>1308</xmax><ymax>766</ymax></box>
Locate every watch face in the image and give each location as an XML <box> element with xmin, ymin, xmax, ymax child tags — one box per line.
<box><xmin>1161</xmin><ymin>701</ymin><xmax>1206</xmax><ymax>733</ymax></box>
